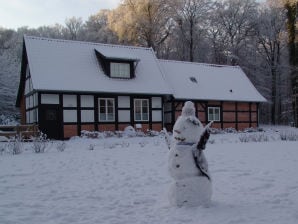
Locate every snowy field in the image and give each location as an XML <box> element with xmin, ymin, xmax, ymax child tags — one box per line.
<box><xmin>1</xmin><ymin>126</ymin><xmax>298</xmax><ymax>224</ymax></box>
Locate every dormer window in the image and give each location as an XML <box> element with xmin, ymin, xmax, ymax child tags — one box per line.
<box><xmin>94</xmin><ymin>49</ymin><xmax>138</xmax><ymax>79</ymax></box>
<box><xmin>110</xmin><ymin>62</ymin><xmax>130</xmax><ymax>78</ymax></box>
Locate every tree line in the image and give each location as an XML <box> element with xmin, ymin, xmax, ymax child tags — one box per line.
<box><xmin>0</xmin><ymin>0</ymin><xmax>297</xmax><ymax>125</ymax></box>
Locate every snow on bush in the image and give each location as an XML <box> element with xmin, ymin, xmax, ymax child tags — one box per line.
<box><xmin>31</xmin><ymin>132</ymin><xmax>50</xmax><ymax>153</ymax></box>
<box><xmin>279</xmin><ymin>131</ymin><xmax>298</xmax><ymax>141</ymax></box>
<box><xmin>81</xmin><ymin>130</ymin><xmax>104</xmax><ymax>139</ymax></box>
<box><xmin>80</xmin><ymin>126</ymin><xmax>163</xmax><ymax>139</ymax></box>
<box><xmin>6</xmin><ymin>136</ymin><xmax>23</xmax><ymax>155</ymax></box>
<box><xmin>103</xmin><ymin>140</ymin><xmax>130</xmax><ymax>149</ymax></box>
<box><xmin>239</xmin><ymin>133</ymin><xmax>269</xmax><ymax>143</ymax></box>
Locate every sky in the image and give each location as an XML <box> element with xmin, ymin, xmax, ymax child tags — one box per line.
<box><xmin>0</xmin><ymin>0</ymin><xmax>121</xmax><ymax>30</ymax></box>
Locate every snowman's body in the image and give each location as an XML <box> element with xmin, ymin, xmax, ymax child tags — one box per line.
<box><xmin>168</xmin><ymin>101</ymin><xmax>212</xmax><ymax>207</ymax></box>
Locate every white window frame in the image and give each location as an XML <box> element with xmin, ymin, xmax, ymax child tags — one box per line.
<box><xmin>99</xmin><ymin>98</ymin><xmax>115</xmax><ymax>122</ymax></box>
<box><xmin>110</xmin><ymin>62</ymin><xmax>130</xmax><ymax>78</ymax></box>
<box><xmin>208</xmin><ymin>107</ymin><xmax>221</xmax><ymax>122</ymax></box>
<box><xmin>134</xmin><ymin>99</ymin><xmax>149</xmax><ymax>122</ymax></box>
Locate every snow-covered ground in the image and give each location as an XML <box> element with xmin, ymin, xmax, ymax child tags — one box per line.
<box><xmin>1</xmin><ymin>126</ymin><xmax>298</xmax><ymax>224</ymax></box>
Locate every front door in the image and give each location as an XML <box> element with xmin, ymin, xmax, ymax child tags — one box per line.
<box><xmin>39</xmin><ymin>105</ymin><xmax>63</xmax><ymax>139</ymax></box>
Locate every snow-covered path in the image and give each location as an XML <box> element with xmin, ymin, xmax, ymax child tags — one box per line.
<box><xmin>1</xmin><ymin>137</ymin><xmax>298</xmax><ymax>224</ymax></box>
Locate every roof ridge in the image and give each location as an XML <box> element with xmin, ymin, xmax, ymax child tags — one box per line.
<box><xmin>158</xmin><ymin>59</ymin><xmax>240</xmax><ymax>69</ymax></box>
<box><xmin>24</xmin><ymin>35</ymin><xmax>153</xmax><ymax>51</ymax></box>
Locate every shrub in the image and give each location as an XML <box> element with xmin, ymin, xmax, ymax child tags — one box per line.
<box><xmin>239</xmin><ymin>133</ymin><xmax>269</xmax><ymax>143</ymax></box>
<box><xmin>31</xmin><ymin>132</ymin><xmax>49</xmax><ymax>153</ymax></box>
<box><xmin>7</xmin><ymin>135</ymin><xmax>23</xmax><ymax>155</ymax></box>
<box><xmin>146</xmin><ymin>129</ymin><xmax>160</xmax><ymax>136</ymax></box>
<box><xmin>280</xmin><ymin>131</ymin><xmax>298</xmax><ymax>141</ymax></box>
<box><xmin>81</xmin><ymin>130</ymin><xmax>103</xmax><ymax>139</ymax></box>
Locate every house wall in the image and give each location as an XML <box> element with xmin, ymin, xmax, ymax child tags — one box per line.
<box><xmin>33</xmin><ymin>92</ymin><xmax>164</xmax><ymax>139</ymax></box>
<box><xmin>164</xmin><ymin>100</ymin><xmax>259</xmax><ymax>131</ymax></box>
<box><xmin>23</xmin><ymin>66</ymin><xmax>39</xmax><ymax>125</ymax></box>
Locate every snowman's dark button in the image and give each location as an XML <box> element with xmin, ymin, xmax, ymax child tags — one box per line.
<box><xmin>176</xmin><ymin>164</ymin><xmax>180</xmax><ymax>168</ymax></box>
<box><xmin>175</xmin><ymin>154</ymin><xmax>178</xmax><ymax>157</ymax></box>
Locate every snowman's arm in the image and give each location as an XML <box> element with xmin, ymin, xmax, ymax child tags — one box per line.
<box><xmin>163</xmin><ymin>128</ymin><xmax>171</xmax><ymax>150</ymax></box>
<box><xmin>196</xmin><ymin>121</ymin><xmax>213</xmax><ymax>150</ymax></box>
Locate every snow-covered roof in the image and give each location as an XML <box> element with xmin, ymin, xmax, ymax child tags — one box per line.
<box><xmin>23</xmin><ymin>36</ymin><xmax>266</xmax><ymax>102</ymax></box>
<box><xmin>24</xmin><ymin>36</ymin><xmax>171</xmax><ymax>95</ymax></box>
<box><xmin>159</xmin><ymin>60</ymin><xmax>266</xmax><ymax>102</ymax></box>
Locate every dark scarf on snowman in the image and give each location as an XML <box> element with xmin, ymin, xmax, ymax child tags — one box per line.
<box><xmin>176</xmin><ymin>121</ymin><xmax>211</xmax><ymax>181</ymax></box>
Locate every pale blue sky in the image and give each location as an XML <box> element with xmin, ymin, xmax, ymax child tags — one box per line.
<box><xmin>0</xmin><ymin>0</ymin><xmax>121</xmax><ymax>29</ymax></box>
<box><xmin>0</xmin><ymin>0</ymin><xmax>266</xmax><ymax>30</ymax></box>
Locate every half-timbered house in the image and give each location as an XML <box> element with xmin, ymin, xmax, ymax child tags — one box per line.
<box><xmin>16</xmin><ymin>36</ymin><xmax>266</xmax><ymax>139</ymax></box>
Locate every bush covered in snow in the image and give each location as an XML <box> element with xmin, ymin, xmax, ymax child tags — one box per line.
<box><xmin>239</xmin><ymin>133</ymin><xmax>269</xmax><ymax>143</ymax></box>
<box><xmin>0</xmin><ymin>114</ymin><xmax>19</xmax><ymax>125</ymax></box>
<box><xmin>80</xmin><ymin>126</ymin><xmax>163</xmax><ymax>139</ymax></box>
<box><xmin>31</xmin><ymin>132</ymin><xmax>50</xmax><ymax>153</ymax></box>
<box><xmin>5</xmin><ymin>136</ymin><xmax>23</xmax><ymax>155</ymax></box>
<box><xmin>279</xmin><ymin>131</ymin><xmax>298</xmax><ymax>141</ymax></box>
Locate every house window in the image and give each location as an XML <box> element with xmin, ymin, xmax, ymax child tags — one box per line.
<box><xmin>99</xmin><ymin>98</ymin><xmax>115</xmax><ymax>121</ymax></box>
<box><xmin>110</xmin><ymin>62</ymin><xmax>130</xmax><ymax>78</ymax></box>
<box><xmin>208</xmin><ymin>107</ymin><xmax>221</xmax><ymax>121</ymax></box>
<box><xmin>134</xmin><ymin>99</ymin><xmax>149</xmax><ymax>121</ymax></box>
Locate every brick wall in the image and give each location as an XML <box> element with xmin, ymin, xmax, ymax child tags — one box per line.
<box><xmin>98</xmin><ymin>124</ymin><xmax>116</xmax><ymax>132</ymax></box>
<box><xmin>118</xmin><ymin>123</ymin><xmax>132</xmax><ymax>131</ymax></box>
<box><xmin>81</xmin><ymin>124</ymin><xmax>95</xmax><ymax>132</ymax></box>
<box><xmin>64</xmin><ymin>125</ymin><xmax>78</xmax><ymax>138</ymax></box>
<box><xmin>171</xmin><ymin>101</ymin><xmax>259</xmax><ymax>131</ymax></box>
<box><xmin>151</xmin><ymin>123</ymin><xmax>162</xmax><ymax>131</ymax></box>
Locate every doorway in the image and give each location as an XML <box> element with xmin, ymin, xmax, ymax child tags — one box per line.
<box><xmin>39</xmin><ymin>105</ymin><xmax>63</xmax><ymax>139</ymax></box>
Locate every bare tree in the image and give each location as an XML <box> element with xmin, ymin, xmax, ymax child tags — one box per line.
<box><xmin>65</xmin><ymin>17</ymin><xmax>84</xmax><ymax>40</ymax></box>
<box><xmin>170</xmin><ymin>0</ymin><xmax>212</xmax><ymax>62</ymax></box>
<box><xmin>256</xmin><ymin>3</ymin><xmax>290</xmax><ymax>124</ymax></box>
<box><xmin>0</xmin><ymin>28</ymin><xmax>15</xmax><ymax>53</ymax></box>
<box><xmin>211</xmin><ymin>0</ymin><xmax>258</xmax><ymax>65</ymax></box>
<box><xmin>283</xmin><ymin>0</ymin><xmax>298</xmax><ymax>127</ymax></box>
<box><xmin>84</xmin><ymin>10</ymin><xmax>117</xmax><ymax>43</ymax></box>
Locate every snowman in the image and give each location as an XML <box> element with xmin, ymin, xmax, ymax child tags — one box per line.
<box><xmin>168</xmin><ymin>101</ymin><xmax>212</xmax><ymax>207</ymax></box>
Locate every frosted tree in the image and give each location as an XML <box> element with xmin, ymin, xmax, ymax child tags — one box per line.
<box><xmin>84</xmin><ymin>10</ymin><xmax>117</xmax><ymax>43</ymax></box>
<box><xmin>256</xmin><ymin>2</ymin><xmax>291</xmax><ymax>124</ymax></box>
<box><xmin>169</xmin><ymin>0</ymin><xmax>212</xmax><ymax>62</ymax></box>
<box><xmin>34</xmin><ymin>24</ymin><xmax>67</xmax><ymax>39</ymax></box>
<box><xmin>282</xmin><ymin>0</ymin><xmax>298</xmax><ymax>127</ymax></box>
<box><xmin>64</xmin><ymin>17</ymin><xmax>84</xmax><ymax>40</ymax></box>
<box><xmin>0</xmin><ymin>28</ymin><xmax>15</xmax><ymax>54</ymax></box>
<box><xmin>0</xmin><ymin>29</ymin><xmax>21</xmax><ymax>116</ymax></box>
<box><xmin>211</xmin><ymin>0</ymin><xmax>258</xmax><ymax>65</ymax></box>
<box><xmin>107</xmin><ymin>0</ymin><xmax>173</xmax><ymax>54</ymax></box>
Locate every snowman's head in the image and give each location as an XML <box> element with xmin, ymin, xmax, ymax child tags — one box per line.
<box><xmin>173</xmin><ymin>101</ymin><xmax>203</xmax><ymax>143</ymax></box>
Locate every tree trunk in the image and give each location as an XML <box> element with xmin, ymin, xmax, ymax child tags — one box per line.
<box><xmin>189</xmin><ymin>19</ymin><xmax>194</xmax><ymax>62</ymax></box>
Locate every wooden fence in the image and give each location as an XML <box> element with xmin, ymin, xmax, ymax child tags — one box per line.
<box><xmin>0</xmin><ymin>125</ymin><xmax>39</xmax><ymax>140</ymax></box>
